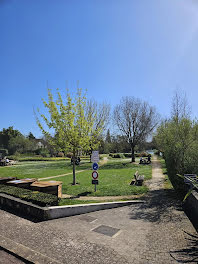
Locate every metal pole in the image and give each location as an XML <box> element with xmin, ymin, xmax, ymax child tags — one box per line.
<box><xmin>95</xmin><ymin>184</ymin><xmax>96</xmax><ymax>192</ymax></box>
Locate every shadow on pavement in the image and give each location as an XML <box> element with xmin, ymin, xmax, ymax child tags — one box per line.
<box><xmin>129</xmin><ymin>189</ymin><xmax>183</xmax><ymax>223</ymax></box>
<box><xmin>0</xmin><ymin>206</ymin><xmax>42</xmax><ymax>223</ymax></box>
<box><xmin>170</xmin><ymin>231</ymin><xmax>198</xmax><ymax>263</ymax></box>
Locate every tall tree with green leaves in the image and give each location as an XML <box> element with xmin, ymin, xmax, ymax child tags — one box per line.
<box><xmin>36</xmin><ymin>88</ymin><xmax>104</xmax><ymax>185</ymax></box>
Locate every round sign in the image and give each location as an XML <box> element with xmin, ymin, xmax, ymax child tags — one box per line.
<box><xmin>92</xmin><ymin>162</ymin><xmax>99</xmax><ymax>170</ymax></box>
<box><xmin>92</xmin><ymin>171</ymin><xmax>98</xmax><ymax>179</ymax></box>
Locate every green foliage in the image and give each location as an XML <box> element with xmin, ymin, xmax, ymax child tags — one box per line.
<box><xmin>8</xmin><ymin>135</ymin><xmax>35</xmax><ymax>155</ymax></box>
<box><xmin>0</xmin><ymin>127</ymin><xmax>22</xmax><ymax>152</ymax></box>
<box><xmin>138</xmin><ymin>152</ymin><xmax>149</xmax><ymax>157</ymax></box>
<box><xmin>0</xmin><ymin>185</ymin><xmax>58</xmax><ymax>206</ymax></box>
<box><xmin>0</xmin><ymin>149</ymin><xmax>8</xmax><ymax>158</ymax></box>
<box><xmin>36</xmin><ymin>88</ymin><xmax>106</xmax><ymax>184</ymax></box>
<box><xmin>155</xmin><ymin>117</ymin><xmax>198</xmax><ymax>194</ymax></box>
<box><xmin>109</xmin><ymin>153</ymin><xmax>125</xmax><ymax>158</ymax></box>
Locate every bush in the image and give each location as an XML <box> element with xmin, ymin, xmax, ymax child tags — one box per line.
<box><xmin>0</xmin><ymin>149</ymin><xmax>8</xmax><ymax>158</ymax></box>
<box><xmin>0</xmin><ymin>184</ymin><xmax>58</xmax><ymax>206</ymax></box>
<box><xmin>108</xmin><ymin>153</ymin><xmax>125</xmax><ymax>158</ymax></box>
<box><xmin>124</xmin><ymin>153</ymin><xmax>132</xmax><ymax>158</ymax></box>
<box><xmin>7</xmin><ymin>156</ymin><xmax>68</xmax><ymax>161</ymax></box>
<box><xmin>66</xmin><ymin>152</ymin><xmax>73</xmax><ymax>158</ymax></box>
<box><xmin>57</xmin><ymin>152</ymin><xmax>64</xmax><ymax>157</ymax></box>
<box><xmin>39</xmin><ymin>149</ymin><xmax>50</xmax><ymax>157</ymax></box>
<box><xmin>136</xmin><ymin>152</ymin><xmax>149</xmax><ymax>157</ymax></box>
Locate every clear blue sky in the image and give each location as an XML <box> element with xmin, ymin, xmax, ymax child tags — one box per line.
<box><xmin>1</xmin><ymin>0</ymin><xmax>198</xmax><ymax>137</ymax></box>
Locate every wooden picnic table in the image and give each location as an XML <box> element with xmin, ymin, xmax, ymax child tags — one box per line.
<box><xmin>31</xmin><ymin>181</ymin><xmax>62</xmax><ymax>198</ymax></box>
<box><xmin>7</xmin><ymin>178</ymin><xmax>37</xmax><ymax>189</ymax></box>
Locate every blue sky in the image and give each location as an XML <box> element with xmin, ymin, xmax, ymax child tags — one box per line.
<box><xmin>1</xmin><ymin>0</ymin><xmax>198</xmax><ymax>137</ymax></box>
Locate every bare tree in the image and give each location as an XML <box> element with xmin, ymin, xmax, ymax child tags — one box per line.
<box><xmin>171</xmin><ymin>89</ymin><xmax>191</xmax><ymax>121</ymax></box>
<box><xmin>86</xmin><ymin>100</ymin><xmax>110</xmax><ymax>161</ymax></box>
<box><xmin>113</xmin><ymin>97</ymin><xmax>159</xmax><ymax>162</ymax></box>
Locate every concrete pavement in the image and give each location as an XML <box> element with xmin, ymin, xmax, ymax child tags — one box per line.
<box><xmin>0</xmin><ymin>157</ymin><xmax>197</xmax><ymax>263</ymax></box>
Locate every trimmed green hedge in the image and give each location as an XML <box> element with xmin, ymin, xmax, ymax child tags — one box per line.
<box><xmin>0</xmin><ymin>185</ymin><xmax>58</xmax><ymax>207</ymax></box>
<box><xmin>7</xmin><ymin>155</ymin><xmax>90</xmax><ymax>162</ymax></box>
<box><xmin>109</xmin><ymin>153</ymin><xmax>125</xmax><ymax>158</ymax></box>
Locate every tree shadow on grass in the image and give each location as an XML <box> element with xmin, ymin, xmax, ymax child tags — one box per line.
<box><xmin>75</xmin><ymin>191</ymin><xmax>92</xmax><ymax>198</ymax></box>
<box><xmin>100</xmin><ymin>162</ymin><xmax>148</xmax><ymax>170</ymax></box>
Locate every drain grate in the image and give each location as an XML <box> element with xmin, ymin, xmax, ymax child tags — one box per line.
<box><xmin>92</xmin><ymin>225</ymin><xmax>120</xmax><ymax>237</ymax></box>
<box><xmin>79</xmin><ymin>215</ymin><xmax>97</xmax><ymax>223</ymax></box>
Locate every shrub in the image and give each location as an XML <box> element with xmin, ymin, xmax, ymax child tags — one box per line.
<box><xmin>66</xmin><ymin>152</ymin><xmax>73</xmax><ymax>158</ymax></box>
<box><xmin>108</xmin><ymin>153</ymin><xmax>125</xmax><ymax>158</ymax></box>
<box><xmin>57</xmin><ymin>152</ymin><xmax>64</xmax><ymax>157</ymax></box>
<box><xmin>0</xmin><ymin>149</ymin><xmax>8</xmax><ymax>158</ymax></box>
<box><xmin>138</xmin><ymin>152</ymin><xmax>149</xmax><ymax>157</ymax></box>
<box><xmin>39</xmin><ymin>149</ymin><xmax>50</xmax><ymax>157</ymax></box>
<box><xmin>124</xmin><ymin>153</ymin><xmax>132</xmax><ymax>158</ymax></box>
<box><xmin>0</xmin><ymin>184</ymin><xmax>58</xmax><ymax>206</ymax></box>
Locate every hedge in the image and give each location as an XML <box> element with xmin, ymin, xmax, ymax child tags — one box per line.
<box><xmin>0</xmin><ymin>185</ymin><xmax>58</xmax><ymax>207</ymax></box>
<box><xmin>7</xmin><ymin>156</ymin><xmax>90</xmax><ymax>162</ymax></box>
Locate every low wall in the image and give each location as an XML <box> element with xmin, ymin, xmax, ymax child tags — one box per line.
<box><xmin>0</xmin><ymin>193</ymin><xmax>144</xmax><ymax>221</ymax></box>
<box><xmin>183</xmin><ymin>190</ymin><xmax>198</xmax><ymax>230</ymax></box>
<box><xmin>0</xmin><ymin>193</ymin><xmax>49</xmax><ymax>221</ymax></box>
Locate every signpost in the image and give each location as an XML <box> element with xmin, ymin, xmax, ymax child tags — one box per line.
<box><xmin>91</xmin><ymin>151</ymin><xmax>99</xmax><ymax>192</ymax></box>
<box><xmin>91</xmin><ymin>151</ymin><xmax>99</xmax><ymax>163</ymax></box>
<box><xmin>92</xmin><ymin>162</ymin><xmax>99</xmax><ymax>171</ymax></box>
<box><xmin>92</xmin><ymin>171</ymin><xmax>98</xmax><ymax>179</ymax></box>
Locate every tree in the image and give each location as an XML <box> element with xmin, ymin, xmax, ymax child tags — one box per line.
<box><xmin>86</xmin><ymin>100</ymin><xmax>110</xmax><ymax>161</ymax></box>
<box><xmin>171</xmin><ymin>89</ymin><xmax>191</xmax><ymax>122</ymax></box>
<box><xmin>28</xmin><ymin>132</ymin><xmax>35</xmax><ymax>140</ymax></box>
<box><xmin>105</xmin><ymin>129</ymin><xmax>111</xmax><ymax>143</ymax></box>
<box><xmin>113</xmin><ymin>96</ymin><xmax>159</xmax><ymax>162</ymax></box>
<box><xmin>155</xmin><ymin>91</ymin><xmax>197</xmax><ymax>193</ymax></box>
<box><xmin>0</xmin><ymin>127</ymin><xmax>22</xmax><ymax>150</ymax></box>
<box><xmin>8</xmin><ymin>135</ymin><xmax>35</xmax><ymax>154</ymax></box>
<box><xmin>36</xmin><ymin>88</ymin><xmax>107</xmax><ymax>184</ymax></box>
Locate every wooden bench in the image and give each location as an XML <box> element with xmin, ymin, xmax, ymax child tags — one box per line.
<box><xmin>7</xmin><ymin>178</ymin><xmax>37</xmax><ymax>189</ymax></box>
<box><xmin>31</xmin><ymin>181</ymin><xmax>62</xmax><ymax>198</ymax></box>
<box><xmin>130</xmin><ymin>171</ymin><xmax>144</xmax><ymax>186</ymax></box>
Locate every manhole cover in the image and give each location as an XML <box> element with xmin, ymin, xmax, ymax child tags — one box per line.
<box><xmin>79</xmin><ymin>215</ymin><xmax>97</xmax><ymax>223</ymax></box>
<box><xmin>92</xmin><ymin>225</ymin><xmax>120</xmax><ymax>237</ymax></box>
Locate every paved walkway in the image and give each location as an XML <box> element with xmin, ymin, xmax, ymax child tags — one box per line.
<box><xmin>0</xmin><ymin>157</ymin><xmax>197</xmax><ymax>264</ymax></box>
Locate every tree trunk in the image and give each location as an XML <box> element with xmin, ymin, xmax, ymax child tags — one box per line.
<box><xmin>72</xmin><ymin>153</ymin><xmax>76</xmax><ymax>185</ymax></box>
<box><xmin>131</xmin><ymin>145</ymin><xmax>135</xmax><ymax>162</ymax></box>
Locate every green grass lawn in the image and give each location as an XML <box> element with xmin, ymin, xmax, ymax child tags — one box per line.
<box><xmin>0</xmin><ymin>159</ymin><xmax>91</xmax><ymax>179</ymax></box>
<box><xmin>0</xmin><ymin>159</ymin><xmax>152</xmax><ymax>197</ymax></box>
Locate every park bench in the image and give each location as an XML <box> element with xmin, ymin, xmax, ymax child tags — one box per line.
<box><xmin>31</xmin><ymin>180</ymin><xmax>62</xmax><ymax>198</ymax></box>
<box><xmin>130</xmin><ymin>171</ymin><xmax>144</xmax><ymax>186</ymax></box>
<box><xmin>184</xmin><ymin>174</ymin><xmax>198</xmax><ymax>189</ymax></box>
<box><xmin>7</xmin><ymin>178</ymin><xmax>37</xmax><ymax>189</ymax></box>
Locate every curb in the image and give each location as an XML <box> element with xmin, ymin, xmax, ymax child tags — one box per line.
<box><xmin>0</xmin><ymin>193</ymin><xmax>145</xmax><ymax>221</ymax></box>
<box><xmin>47</xmin><ymin>200</ymin><xmax>145</xmax><ymax>219</ymax></box>
<box><xmin>0</xmin><ymin>235</ymin><xmax>62</xmax><ymax>264</ymax></box>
